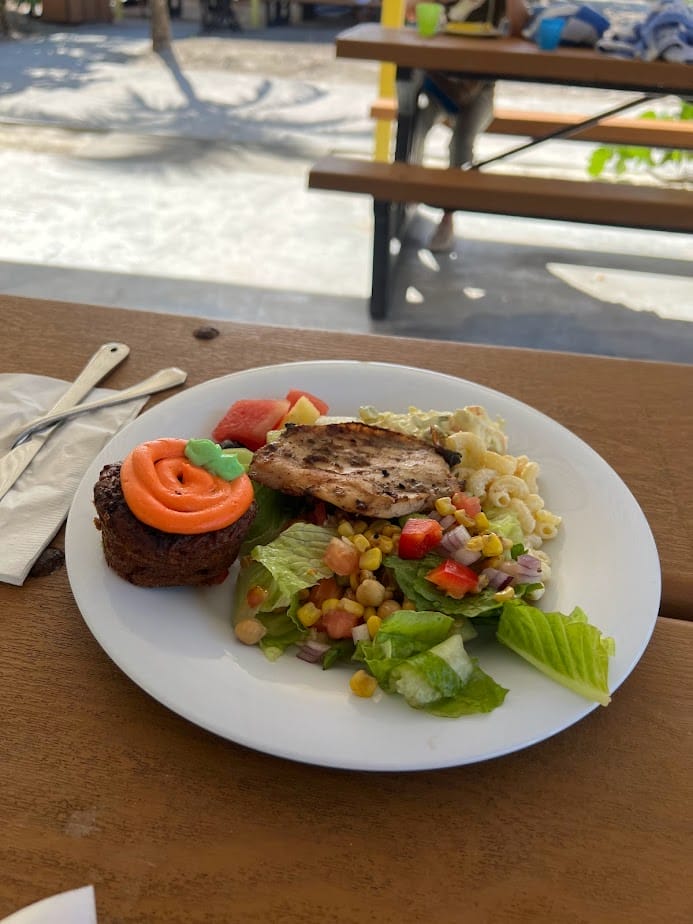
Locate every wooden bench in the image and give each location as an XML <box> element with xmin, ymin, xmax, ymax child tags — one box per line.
<box><xmin>370</xmin><ymin>99</ymin><xmax>693</xmax><ymax>149</ymax></box>
<box><xmin>308</xmin><ymin>154</ymin><xmax>693</xmax><ymax>318</ymax></box>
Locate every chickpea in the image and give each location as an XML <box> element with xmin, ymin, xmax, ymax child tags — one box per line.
<box><xmin>235</xmin><ymin>618</ymin><xmax>267</xmax><ymax>646</ymax></box>
<box><xmin>377</xmin><ymin>599</ymin><xmax>401</xmax><ymax>620</ymax></box>
<box><xmin>355</xmin><ymin>579</ymin><xmax>386</xmax><ymax>608</ymax></box>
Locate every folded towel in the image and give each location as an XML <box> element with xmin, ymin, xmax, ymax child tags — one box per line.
<box><xmin>598</xmin><ymin>0</ymin><xmax>693</xmax><ymax>62</ymax></box>
<box><xmin>0</xmin><ymin>374</ymin><xmax>146</xmax><ymax>586</ymax></box>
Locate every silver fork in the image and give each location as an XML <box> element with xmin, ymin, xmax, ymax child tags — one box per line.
<box><xmin>10</xmin><ymin>366</ymin><xmax>188</xmax><ymax>448</ymax></box>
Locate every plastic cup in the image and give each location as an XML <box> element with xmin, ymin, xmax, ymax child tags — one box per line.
<box><xmin>537</xmin><ymin>17</ymin><xmax>566</xmax><ymax>51</ymax></box>
<box><xmin>416</xmin><ymin>2</ymin><xmax>443</xmax><ymax>38</ymax></box>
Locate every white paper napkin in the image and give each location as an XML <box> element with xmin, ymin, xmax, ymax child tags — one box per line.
<box><xmin>0</xmin><ymin>885</ymin><xmax>97</xmax><ymax>924</ymax></box>
<box><xmin>0</xmin><ymin>374</ymin><xmax>147</xmax><ymax>586</ymax></box>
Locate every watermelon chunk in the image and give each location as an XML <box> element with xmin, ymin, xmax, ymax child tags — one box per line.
<box><xmin>212</xmin><ymin>398</ymin><xmax>290</xmax><ymax>451</ymax></box>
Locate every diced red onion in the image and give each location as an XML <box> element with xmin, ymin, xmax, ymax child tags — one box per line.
<box><xmin>351</xmin><ymin>623</ymin><xmax>370</xmax><ymax>643</ymax></box>
<box><xmin>438</xmin><ymin>523</ymin><xmax>472</xmax><ymax>554</ymax></box>
<box><xmin>304</xmin><ymin>639</ymin><xmax>330</xmax><ymax>654</ymax></box>
<box><xmin>517</xmin><ymin>553</ymin><xmax>542</xmax><ymax>574</ymax></box>
<box><xmin>452</xmin><ymin>547</ymin><xmax>481</xmax><ymax>566</ymax></box>
<box><xmin>429</xmin><ymin>511</ymin><xmax>442</xmax><ymax>521</ymax></box>
<box><xmin>439</xmin><ymin>514</ymin><xmax>456</xmax><ymax>530</ymax></box>
<box><xmin>480</xmin><ymin>567</ymin><xmax>513</xmax><ymax>590</ymax></box>
<box><xmin>296</xmin><ymin>645</ymin><xmax>325</xmax><ymax>664</ymax></box>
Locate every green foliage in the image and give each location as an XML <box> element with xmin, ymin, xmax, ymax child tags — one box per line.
<box><xmin>587</xmin><ymin>101</ymin><xmax>692</xmax><ymax>181</ymax></box>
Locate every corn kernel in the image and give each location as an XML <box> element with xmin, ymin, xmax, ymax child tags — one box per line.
<box><xmin>363</xmin><ymin>605</ymin><xmax>378</xmax><ymax>621</ymax></box>
<box><xmin>374</xmin><ymin>536</ymin><xmax>394</xmax><ymax>554</ymax></box>
<box><xmin>337</xmin><ymin>521</ymin><xmax>354</xmax><ymax>537</ymax></box>
<box><xmin>493</xmin><ymin>586</ymin><xmax>516</xmax><ymax>603</ymax></box>
<box><xmin>465</xmin><ymin>536</ymin><xmax>485</xmax><ymax>551</ymax></box>
<box><xmin>351</xmin><ymin>534</ymin><xmax>370</xmax><ymax>553</ymax></box>
<box><xmin>349</xmin><ymin>572</ymin><xmax>359</xmax><ymax>591</ymax></box>
<box><xmin>482</xmin><ymin>534</ymin><xmax>504</xmax><ymax>557</ymax></box>
<box><xmin>321</xmin><ymin>598</ymin><xmax>341</xmax><ymax>614</ymax></box>
<box><xmin>382</xmin><ymin>524</ymin><xmax>401</xmax><ymax>538</ymax></box>
<box><xmin>367</xmin><ymin>615</ymin><xmax>382</xmax><ymax>638</ymax></box>
<box><xmin>352</xmin><ymin>520</ymin><xmax>368</xmax><ymax>534</ymax></box>
<box><xmin>339</xmin><ymin>597</ymin><xmax>365</xmax><ymax>617</ymax></box>
<box><xmin>454</xmin><ymin>509</ymin><xmax>475</xmax><ymax>527</ymax></box>
<box><xmin>402</xmin><ymin>598</ymin><xmax>417</xmax><ymax>611</ymax></box>
<box><xmin>349</xmin><ymin>669</ymin><xmax>378</xmax><ymax>698</ymax></box>
<box><xmin>435</xmin><ymin>496</ymin><xmax>455</xmax><ymax>516</ymax></box>
<box><xmin>359</xmin><ymin>547</ymin><xmax>382</xmax><ymax>572</ymax></box>
<box><xmin>475</xmin><ymin>512</ymin><xmax>490</xmax><ymax>531</ymax></box>
<box><xmin>296</xmin><ymin>603</ymin><xmax>321</xmax><ymax>627</ymax></box>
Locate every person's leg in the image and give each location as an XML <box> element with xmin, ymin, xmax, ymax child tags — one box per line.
<box><xmin>429</xmin><ymin>82</ymin><xmax>496</xmax><ymax>252</ymax></box>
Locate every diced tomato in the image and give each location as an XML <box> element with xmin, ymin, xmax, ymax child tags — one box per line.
<box><xmin>426</xmin><ymin>559</ymin><xmax>478</xmax><ymax>598</ymax></box>
<box><xmin>284</xmin><ymin>389</ymin><xmax>329</xmax><ymax>417</ymax></box>
<box><xmin>211</xmin><ymin>398</ymin><xmax>290</xmax><ymax>451</ymax></box>
<box><xmin>452</xmin><ymin>492</ymin><xmax>482</xmax><ymax>518</ymax></box>
<box><xmin>321</xmin><ymin>608</ymin><xmax>360</xmax><ymax>640</ymax></box>
<box><xmin>309</xmin><ymin>576</ymin><xmax>340</xmax><ymax>607</ymax></box>
<box><xmin>398</xmin><ymin>517</ymin><xmax>443</xmax><ymax>560</ymax></box>
<box><xmin>323</xmin><ymin>537</ymin><xmax>360</xmax><ymax>576</ymax></box>
<box><xmin>246</xmin><ymin>585</ymin><xmax>268</xmax><ymax>609</ymax></box>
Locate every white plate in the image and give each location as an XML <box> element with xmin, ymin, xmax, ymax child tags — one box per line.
<box><xmin>65</xmin><ymin>361</ymin><xmax>660</xmax><ymax>771</ymax></box>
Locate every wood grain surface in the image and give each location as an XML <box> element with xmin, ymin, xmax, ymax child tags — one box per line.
<box><xmin>2</xmin><ymin>295</ymin><xmax>691</xmax><ymax>617</ymax></box>
<box><xmin>335</xmin><ymin>24</ymin><xmax>693</xmax><ymax>95</ymax></box>
<box><xmin>1</xmin><ymin>295</ymin><xmax>692</xmax><ymax>923</ymax></box>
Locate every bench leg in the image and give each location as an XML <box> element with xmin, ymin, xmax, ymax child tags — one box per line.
<box><xmin>370</xmin><ymin>200</ymin><xmax>392</xmax><ymax>321</ymax></box>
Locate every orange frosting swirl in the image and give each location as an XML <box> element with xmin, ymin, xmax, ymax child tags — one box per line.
<box><xmin>120</xmin><ymin>438</ymin><xmax>254</xmax><ymax>535</ymax></box>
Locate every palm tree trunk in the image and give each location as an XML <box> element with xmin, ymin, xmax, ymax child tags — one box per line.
<box><xmin>150</xmin><ymin>0</ymin><xmax>172</xmax><ymax>53</ymax></box>
<box><xmin>0</xmin><ymin>0</ymin><xmax>10</xmax><ymax>37</ymax></box>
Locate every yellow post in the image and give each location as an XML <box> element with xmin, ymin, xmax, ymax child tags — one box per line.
<box><xmin>250</xmin><ymin>0</ymin><xmax>262</xmax><ymax>28</ymax></box>
<box><xmin>373</xmin><ymin>0</ymin><xmax>406</xmax><ymax>162</ymax></box>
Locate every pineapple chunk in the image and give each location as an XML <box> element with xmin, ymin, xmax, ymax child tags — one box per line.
<box><xmin>280</xmin><ymin>395</ymin><xmax>321</xmax><ymax>427</ymax></box>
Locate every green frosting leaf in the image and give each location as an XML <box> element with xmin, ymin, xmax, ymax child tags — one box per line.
<box><xmin>184</xmin><ymin>438</ymin><xmax>246</xmax><ymax>481</ymax></box>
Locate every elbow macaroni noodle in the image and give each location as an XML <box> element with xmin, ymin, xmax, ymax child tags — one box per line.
<box><xmin>444</xmin><ymin>428</ymin><xmax>562</xmax><ymax>556</ymax></box>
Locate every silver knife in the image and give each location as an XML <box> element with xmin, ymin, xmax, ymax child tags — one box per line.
<box><xmin>0</xmin><ymin>342</ymin><xmax>130</xmax><ymax>503</ymax></box>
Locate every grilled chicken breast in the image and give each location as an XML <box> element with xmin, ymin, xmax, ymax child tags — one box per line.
<box><xmin>249</xmin><ymin>422</ymin><xmax>460</xmax><ymax>517</ymax></box>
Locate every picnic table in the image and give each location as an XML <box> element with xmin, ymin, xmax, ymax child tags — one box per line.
<box><xmin>309</xmin><ymin>23</ymin><xmax>693</xmax><ymax>318</ymax></box>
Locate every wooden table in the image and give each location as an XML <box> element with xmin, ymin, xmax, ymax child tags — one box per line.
<box><xmin>335</xmin><ymin>24</ymin><xmax>693</xmax><ymax>94</ymax></box>
<box><xmin>1</xmin><ymin>295</ymin><xmax>691</xmax><ymax>923</ymax></box>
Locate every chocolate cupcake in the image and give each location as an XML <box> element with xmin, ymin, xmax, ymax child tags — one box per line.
<box><xmin>93</xmin><ymin>438</ymin><xmax>256</xmax><ymax>588</ymax></box>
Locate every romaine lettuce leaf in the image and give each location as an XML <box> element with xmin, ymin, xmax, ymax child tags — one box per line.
<box><xmin>497</xmin><ymin>600</ymin><xmax>615</xmax><ymax>705</ymax></box>
<box><xmin>249</xmin><ymin>522</ymin><xmax>336</xmax><ymax>609</ymax></box>
<box><xmin>232</xmin><ymin>558</ymin><xmax>283</xmax><ymax>623</ymax></box>
<box><xmin>483</xmin><ymin>508</ymin><xmax>524</xmax><ymax>546</ymax></box>
<box><xmin>239</xmin><ymin>483</ymin><xmax>305</xmax><ymax>556</ymax></box>
<box><xmin>384</xmin><ymin>554</ymin><xmax>502</xmax><ymax>619</ymax></box>
<box><xmin>353</xmin><ymin>613</ymin><xmax>506</xmax><ymax>716</ymax></box>
<box><xmin>424</xmin><ymin>665</ymin><xmax>509</xmax><ymax>717</ymax></box>
<box><xmin>257</xmin><ymin>610</ymin><xmax>307</xmax><ymax>662</ymax></box>
<box><xmin>390</xmin><ymin>634</ymin><xmax>507</xmax><ymax>717</ymax></box>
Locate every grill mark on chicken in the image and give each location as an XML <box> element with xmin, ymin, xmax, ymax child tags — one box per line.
<box><xmin>249</xmin><ymin>422</ymin><xmax>460</xmax><ymax>517</ymax></box>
